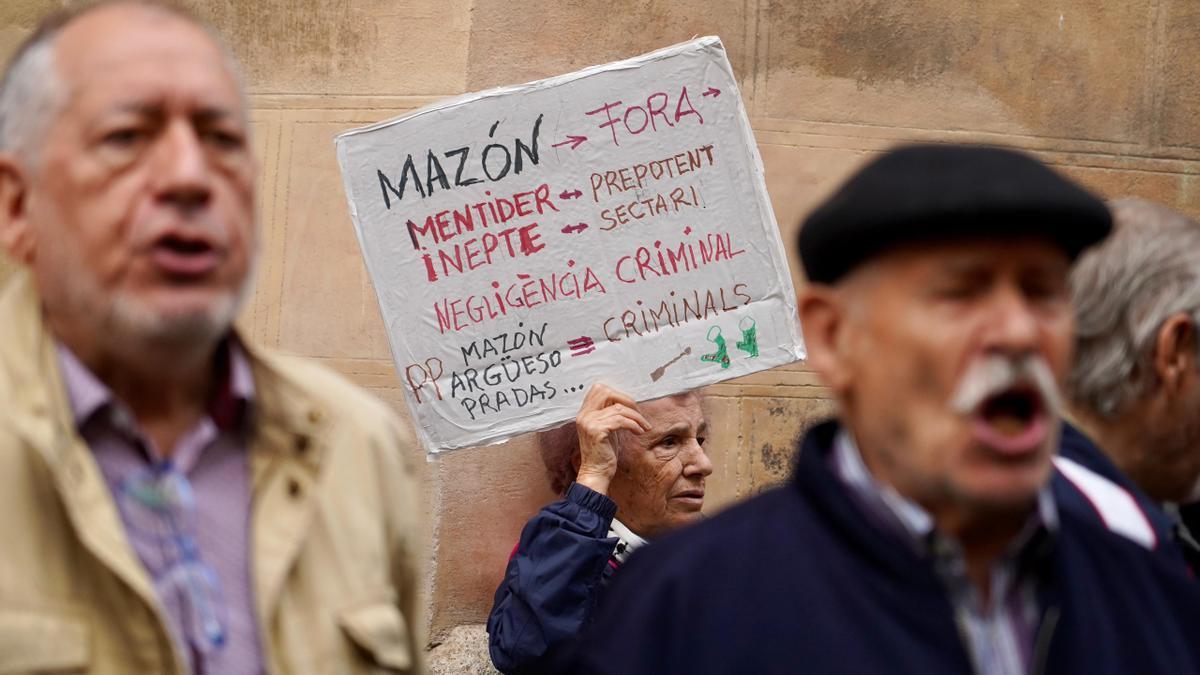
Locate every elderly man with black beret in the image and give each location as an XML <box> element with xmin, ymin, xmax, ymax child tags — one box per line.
<box><xmin>566</xmin><ymin>145</ymin><xmax>1200</xmax><ymax>675</ymax></box>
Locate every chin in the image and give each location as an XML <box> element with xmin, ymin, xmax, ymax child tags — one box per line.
<box><xmin>958</xmin><ymin>469</ymin><xmax>1050</xmax><ymax>511</ymax></box>
<box><xmin>668</xmin><ymin>509</ymin><xmax>705</xmax><ymax>530</ymax></box>
<box><xmin>108</xmin><ymin>291</ymin><xmax>240</xmax><ymax>348</ymax></box>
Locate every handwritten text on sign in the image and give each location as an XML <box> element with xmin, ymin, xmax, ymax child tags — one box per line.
<box><xmin>336</xmin><ymin>37</ymin><xmax>803</xmax><ymax>452</ymax></box>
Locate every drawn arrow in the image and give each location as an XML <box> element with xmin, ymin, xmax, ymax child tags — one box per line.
<box><xmin>559</xmin><ymin>189</ymin><xmax>583</xmax><ymax>200</ymax></box>
<box><xmin>567</xmin><ymin>336</ymin><xmax>595</xmax><ymax>357</ymax></box>
<box><xmin>561</xmin><ymin>222</ymin><xmax>589</xmax><ymax>234</ymax></box>
<box><xmin>551</xmin><ymin>135</ymin><xmax>588</xmax><ymax>150</ymax></box>
<box><xmin>702</xmin><ymin>87</ymin><xmax>721</xmax><ymax>98</ymax></box>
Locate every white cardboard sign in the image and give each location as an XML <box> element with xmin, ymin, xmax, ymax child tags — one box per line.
<box><xmin>336</xmin><ymin>37</ymin><xmax>803</xmax><ymax>452</ymax></box>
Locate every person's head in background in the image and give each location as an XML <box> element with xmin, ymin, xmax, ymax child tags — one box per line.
<box><xmin>0</xmin><ymin>0</ymin><xmax>256</xmax><ymax>380</ymax></box>
<box><xmin>797</xmin><ymin>144</ymin><xmax>1110</xmax><ymax>544</ymax></box>
<box><xmin>1069</xmin><ymin>198</ymin><xmax>1200</xmax><ymax>503</ymax></box>
<box><xmin>540</xmin><ymin>384</ymin><xmax>712</xmax><ymax>539</ymax></box>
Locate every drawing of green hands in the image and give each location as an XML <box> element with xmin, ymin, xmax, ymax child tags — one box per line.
<box><xmin>700</xmin><ymin>325</ymin><xmax>731</xmax><ymax>369</ymax></box>
<box><xmin>736</xmin><ymin>316</ymin><xmax>758</xmax><ymax>358</ymax></box>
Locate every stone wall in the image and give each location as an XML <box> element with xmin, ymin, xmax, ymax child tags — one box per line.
<box><xmin>3</xmin><ymin>1</ymin><xmax>1198</xmax><ymax>664</ymax></box>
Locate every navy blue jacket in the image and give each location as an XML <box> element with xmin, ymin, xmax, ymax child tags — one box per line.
<box><xmin>569</xmin><ymin>420</ymin><xmax>1200</xmax><ymax>675</ymax></box>
<box><xmin>1055</xmin><ymin>421</ymin><xmax>1195</xmax><ymax>569</ymax></box>
<box><xmin>487</xmin><ymin>483</ymin><xmax>621</xmax><ymax>674</ymax></box>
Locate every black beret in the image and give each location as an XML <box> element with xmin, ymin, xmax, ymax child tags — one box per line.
<box><xmin>798</xmin><ymin>144</ymin><xmax>1112</xmax><ymax>284</ymax></box>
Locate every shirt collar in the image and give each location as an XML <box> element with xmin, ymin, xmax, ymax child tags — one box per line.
<box><xmin>609</xmin><ymin>518</ymin><xmax>648</xmax><ymax>564</ymax></box>
<box><xmin>55</xmin><ymin>336</ymin><xmax>256</xmax><ymax>433</ymax></box>
<box><xmin>55</xmin><ymin>341</ymin><xmax>113</xmax><ymax>428</ymax></box>
<box><xmin>832</xmin><ymin>428</ymin><xmax>1058</xmax><ymax>557</ymax></box>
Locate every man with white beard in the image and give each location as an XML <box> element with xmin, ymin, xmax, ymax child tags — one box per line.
<box><xmin>568</xmin><ymin>145</ymin><xmax>1200</xmax><ymax>675</ymax></box>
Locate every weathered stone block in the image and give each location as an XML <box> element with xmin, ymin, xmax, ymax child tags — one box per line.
<box><xmin>182</xmin><ymin>0</ymin><xmax>472</xmax><ymax>96</ymax></box>
<box><xmin>761</xmin><ymin>1</ymin><xmax>1152</xmax><ymax>142</ymax></box>
<box><xmin>428</xmin><ymin>435</ymin><xmax>556</xmax><ymax>638</ymax></box>
<box><xmin>464</xmin><ymin>0</ymin><xmax>751</xmax><ymax>90</ymax></box>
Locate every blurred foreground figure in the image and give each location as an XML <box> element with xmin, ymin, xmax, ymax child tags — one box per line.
<box><xmin>488</xmin><ymin>384</ymin><xmax>710</xmax><ymax>673</ymax></box>
<box><xmin>1067</xmin><ymin>198</ymin><xmax>1200</xmax><ymax>569</ymax></box>
<box><xmin>569</xmin><ymin>145</ymin><xmax>1200</xmax><ymax>675</ymax></box>
<box><xmin>0</xmin><ymin>3</ymin><xmax>423</xmax><ymax>673</ymax></box>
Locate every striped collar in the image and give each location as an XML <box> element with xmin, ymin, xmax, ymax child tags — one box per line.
<box><xmin>609</xmin><ymin>518</ymin><xmax>648</xmax><ymax>564</ymax></box>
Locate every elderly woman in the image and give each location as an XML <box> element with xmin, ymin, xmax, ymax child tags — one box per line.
<box><xmin>487</xmin><ymin>383</ymin><xmax>713</xmax><ymax>674</ymax></box>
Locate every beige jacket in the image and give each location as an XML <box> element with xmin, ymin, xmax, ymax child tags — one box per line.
<box><xmin>0</xmin><ymin>272</ymin><xmax>426</xmax><ymax>675</ymax></box>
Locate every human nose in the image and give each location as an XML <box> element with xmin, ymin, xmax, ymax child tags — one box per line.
<box><xmin>985</xmin><ymin>284</ymin><xmax>1039</xmax><ymax>354</ymax></box>
<box><xmin>152</xmin><ymin>120</ymin><xmax>212</xmax><ymax>213</ymax></box>
<box><xmin>682</xmin><ymin>441</ymin><xmax>713</xmax><ymax>479</ymax></box>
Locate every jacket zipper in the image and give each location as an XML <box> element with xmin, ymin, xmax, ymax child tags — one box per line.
<box><xmin>1031</xmin><ymin>606</ymin><xmax>1060</xmax><ymax>675</ymax></box>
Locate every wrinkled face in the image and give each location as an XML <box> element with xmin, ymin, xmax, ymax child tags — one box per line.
<box><xmin>607</xmin><ymin>393</ymin><xmax>712</xmax><ymax>539</ymax></box>
<box><xmin>830</xmin><ymin>238</ymin><xmax>1073</xmax><ymax>517</ymax></box>
<box><xmin>16</xmin><ymin>5</ymin><xmax>256</xmax><ymax>353</ymax></box>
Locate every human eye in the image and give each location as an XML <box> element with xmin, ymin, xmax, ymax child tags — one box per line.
<box><xmin>203</xmin><ymin>126</ymin><xmax>246</xmax><ymax>150</ymax></box>
<box><xmin>1022</xmin><ymin>273</ymin><xmax>1067</xmax><ymax>303</ymax></box>
<box><xmin>101</xmin><ymin>126</ymin><xmax>149</xmax><ymax>147</ymax></box>
<box><xmin>930</xmin><ymin>278</ymin><xmax>981</xmax><ymax>301</ymax></box>
<box><xmin>651</xmin><ymin>436</ymin><xmax>682</xmax><ymax>461</ymax></box>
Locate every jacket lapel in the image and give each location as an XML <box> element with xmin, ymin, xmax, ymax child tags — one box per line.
<box><xmin>0</xmin><ymin>273</ymin><xmax>163</xmax><ymax>615</ymax></box>
<box><xmin>246</xmin><ymin>351</ymin><xmax>327</xmax><ymax>628</ymax></box>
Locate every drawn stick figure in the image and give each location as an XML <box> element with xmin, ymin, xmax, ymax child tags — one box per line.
<box><xmin>736</xmin><ymin>316</ymin><xmax>758</xmax><ymax>358</ymax></box>
<box><xmin>700</xmin><ymin>325</ymin><xmax>730</xmax><ymax>369</ymax></box>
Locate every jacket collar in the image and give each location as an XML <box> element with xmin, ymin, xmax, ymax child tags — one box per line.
<box><xmin>792</xmin><ymin>420</ymin><xmax>944</xmax><ymax>583</ymax></box>
<box><xmin>0</xmin><ymin>271</ymin><xmax>185</xmax><ymax>668</ymax></box>
<box><xmin>0</xmin><ymin>270</ymin><xmax>334</xmax><ymax>641</ymax></box>
<box><xmin>0</xmin><ymin>270</ymin><xmax>318</xmax><ymax>463</ymax></box>
<box><xmin>831</xmin><ymin>427</ymin><xmax>1058</xmax><ymax>559</ymax></box>
<box><xmin>793</xmin><ymin>420</ymin><xmax>1058</xmax><ymax>581</ymax></box>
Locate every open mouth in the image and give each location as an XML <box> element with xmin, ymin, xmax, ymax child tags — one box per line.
<box><xmin>971</xmin><ymin>386</ymin><xmax>1049</xmax><ymax>455</ymax></box>
<box><xmin>150</xmin><ymin>233</ymin><xmax>221</xmax><ymax>278</ymax></box>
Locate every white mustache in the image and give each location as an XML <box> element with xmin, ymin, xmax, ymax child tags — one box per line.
<box><xmin>949</xmin><ymin>353</ymin><xmax>1061</xmax><ymax>416</ymax></box>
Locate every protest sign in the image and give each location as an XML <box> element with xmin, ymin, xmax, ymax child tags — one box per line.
<box><xmin>336</xmin><ymin>36</ymin><xmax>803</xmax><ymax>452</ymax></box>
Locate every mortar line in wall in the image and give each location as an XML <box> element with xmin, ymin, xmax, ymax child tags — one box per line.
<box><xmin>247</xmin><ymin>92</ymin><xmax>464</xmax><ymax>98</ymax></box>
<box><xmin>426</xmin><ymin>455</ymin><xmax>446</xmax><ymax>647</ymax></box>
<box><xmin>745</xmin><ymin>0</ymin><xmax>759</xmax><ymax>116</ymax></box>
<box><xmin>274</xmin><ymin>125</ymin><xmax>296</xmax><ymax>349</ymax></box>
<box><xmin>257</xmin><ymin>118</ymin><xmax>283</xmax><ymax>344</ymax></box>
<box><xmin>754</xmin><ymin>0</ymin><xmax>769</xmax><ymax>118</ymax></box>
<box><xmin>462</xmin><ymin>0</ymin><xmax>478</xmax><ymax>91</ymax></box>
<box><xmin>750</xmin><ymin>133</ymin><xmax>1200</xmax><ymax>163</ymax></box>
<box><xmin>739</xmin><ymin>395</ymin><xmax>747</xmax><ymax>501</ymax></box>
<box><xmin>751</xmin><ymin>122</ymin><xmax>1141</xmax><ymax>148</ymax></box>
<box><xmin>1146</xmin><ymin>0</ymin><xmax>1169</xmax><ymax>149</ymax></box>
<box><xmin>749</xmin><ymin>116</ymin><xmax>1173</xmax><ymax>149</ymax></box>
<box><xmin>756</xmin><ymin>141</ymin><xmax>1200</xmax><ymax>175</ymax></box>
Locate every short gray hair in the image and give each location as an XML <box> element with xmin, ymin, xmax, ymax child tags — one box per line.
<box><xmin>0</xmin><ymin>16</ymin><xmax>68</xmax><ymax>161</ymax></box>
<box><xmin>0</xmin><ymin>1</ymin><xmax>243</xmax><ymax>164</ymax></box>
<box><xmin>1069</xmin><ymin>198</ymin><xmax>1200</xmax><ymax>417</ymax></box>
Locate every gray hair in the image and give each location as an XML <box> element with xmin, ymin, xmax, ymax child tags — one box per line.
<box><xmin>0</xmin><ymin>1</ymin><xmax>243</xmax><ymax>164</ymax></box>
<box><xmin>0</xmin><ymin>17</ymin><xmax>67</xmax><ymax>162</ymax></box>
<box><xmin>1069</xmin><ymin>198</ymin><xmax>1200</xmax><ymax>417</ymax></box>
